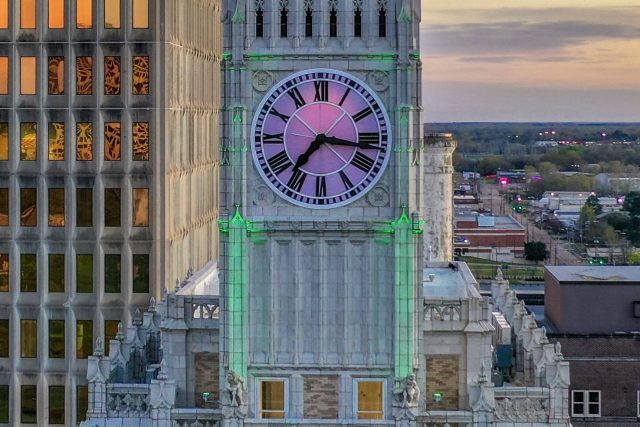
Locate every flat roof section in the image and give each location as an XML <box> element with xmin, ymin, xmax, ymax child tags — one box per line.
<box><xmin>546</xmin><ymin>266</ymin><xmax>640</xmax><ymax>283</ymax></box>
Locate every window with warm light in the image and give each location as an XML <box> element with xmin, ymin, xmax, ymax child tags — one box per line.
<box><xmin>132</xmin><ymin>122</ymin><xmax>149</xmax><ymax>160</ymax></box>
<box><xmin>20</xmin><ymin>0</ymin><xmax>36</xmax><ymax>29</ymax></box>
<box><xmin>104</xmin><ymin>188</ymin><xmax>120</xmax><ymax>227</ymax></box>
<box><xmin>132</xmin><ymin>0</ymin><xmax>148</xmax><ymax>28</ymax></box>
<box><xmin>48</xmin><ymin>0</ymin><xmax>64</xmax><ymax>28</ymax></box>
<box><xmin>0</xmin><ymin>123</ymin><xmax>7</xmax><ymax>160</ymax></box>
<box><xmin>104</xmin><ymin>122</ymin><xmax>121</xmax><ymax>160</ymax></box>
<box><xmin>48</xmin><ymin>188</ymin><xmax>65</xmax><ymax>227</ymax></box>
<box><xmin>76</xmin><ymin>254</ymin><xmax>93</xmax><ymax>293</ymax></box>
<box><xmin>20</xmin><ymin>122</ymin><xmax>37</xmax><ymax>161</ymax></box>
<box><xmin>133</xmin><ymin>188</ymin><xmax>149</xmax><ymax>226</ymax></box>
<box><xmin>259</xmin><ymin>380</ymin><xmax>286</xmax><ymax>419</ymax></box>
<box><xmin>48</xmin><ymin>386</ymin><xmax>65</xmax><ymax>424</ymax></box>
<box><xmin>48</xmin><ymin>56</ymin><xmax>65</xmax><ymax>94</ymax></box>
<box><xmin>48</xmin><ymin>254</ymin><xmax>65</xmax><ymax>292</ymax></box>
<box><xmin>357</xmin><ymin>380</ymin><xmax>384</xmax><ymax>419</ymax></box>
<box><xmin>76</xmin><ymin>0</ymin><xmax>92</xmax><ymax>28</ymax></box>
<box><xmin>20</xmin><ymin>385</ymin><xmax>37</xmax><ymax>423</ymax></box>
<box><xmin>104</xmin><ymin>254</ymin><xmax>121</xmax><ymax>293</ymax></box>
<box><xmin>48</xmin><ymin>319</ymin><xmax>65</xmax><ymax>358</ymax></box>
<box><xmin>0</xmin><ymin>253</ymin><xmax>8</xmax><ymax>292</ymax></box>
<box><xmin>104</xmin><ymin>56</ymin><xmax>121</xmax><ymax>94</ymax></box>
<box><xmin>76</xmin><ymin>188</ymin><xmax>92</xmax><ymax>227</ymax></box>
<box><xmin>132</xmin><ymin>56</ymin><xmax>149</xmax><ymax>95</ymax></box>
<box><xmin>132</xmin><ymin>254</ymin><xmax>149</xmax><ymax>293</ymax></box>
<box><xmin>76</xmin><ymin>122</ymin><xmax>93</xmax><ymax>160</ymax></box>
<box><xmin>0</xmin><ymin>188</ymin><xmax>7</xmax><ymax>226</ymax></box>
<box><xmin>48</xmin><ymin>122</ymin><xmax>65</xmax><ymax>160</ymax></box>
<box><xmin>76</xmin><ymin>320</ymin><xmax>93</xmax><ymax>358</ymax></box>
<box><xmin>20</xmin><ymin>187</ymin><xmax>37</xmax><ymax>226</ymax></box>
<box><xmin>76</xmin><ymin>56</ymin><xmax>93</xmax><ymax>95</ymax></box>
<box><xmin>0</xmin><ymin>56</ymin><xmax>8</xmax><ymax>94</ymax></box>
<box><xmin>0</xmin><ymin>0</ymin><xmax>8</xmax><ymax>29</ymax></box>
<box><xmin>104</xmin><ymin>0</ymin><xmax>120</xmax><ymax>28</ymax></box>
<box><xmin>20</xmin><ymin>319</ymin><xmax>37</xmax><ymax>357</ymax></box>
<box><xmin>20</xmin><ymin>56</ymin><xmax>37</xmax><ymax>95</ymax></box>
<box><xmin>105</xmin><ymin>319</ymin><xmax>120</xmax><ymax>343</ymax></box>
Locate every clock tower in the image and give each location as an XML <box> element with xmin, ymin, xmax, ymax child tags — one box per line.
<box><xmin>221</xmin><ymin>0</ymin><xmax>424</xmax><ymax>422</ymax></box>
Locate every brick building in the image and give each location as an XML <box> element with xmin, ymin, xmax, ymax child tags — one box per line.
<box><xmin>454</xmin><ymin>213</ymin><xmax>525</xmax><ymax>262</ymax></box>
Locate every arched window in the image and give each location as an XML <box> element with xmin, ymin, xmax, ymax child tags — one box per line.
<box><xmin>279</xmin><ymin>0</ymin><xmax>289</xmax><ymax>38</ymax></box>
<box><xmin>329</xmin><ymin>0</ymin><xmax>337</xmax><ymax>38</ymax></box>
<box><xmin>304</xmin><ymin>0</ymin><xmax>313</xmax><ymax>37</ymax></box>
<box><xmin>255</xmin><ymin>0</ymin><xmax>264</xmax><ymax>38</ymax></box>
<box><xmin>353</xmin><ymin>0</ymin><xmax>362</xmax><ymax>38</ymax></box>
<box><xmin>378</xmin><ymin>0</ymin><xmax>387</xmax><ymax>38</ymax></box>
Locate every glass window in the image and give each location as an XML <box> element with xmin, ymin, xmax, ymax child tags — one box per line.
<box><xmin>76</xmin><ymin>320</ymin><xmax>92</xmax><ymax>358</ymax></box>
<box><xmin>357</xmin><ymin>381</ymin><xmax>384</xmax><ymax>419</ymax></box>
<box><xmin>49</xmin><ymin>386</ymin><xmax>65</xmax><ymax>424</ymax></box>
<box><xmin>20</xmin><ymin>187</ymin><xmax>37</xmax><ymax>226</ymax></box>
<box><xmin>133</xmin><ymin>188</ymin><xmax>149</xmax><ymax>226</ymax></box>
<box><xmin>132</xmin><ymin>0</ymin><xmax>148</xmax><ymax>28</ymax></box>
<box><xmin>104</xmin><ymin>122</ymin><xmax>121</xmax><ymax>160</ymax></box>
<box><xmin>20</xmin><ymin>253</ymin><xmax>37</xmax><ymax>292</ymax></box>
<box><xmin>104</xmin><ymin>56</ymin><xmax>121</xmax><ymax>95</ymax></box>
<box><xmin>76</xmin><ymin>122</ymin><xmax>93</xmax><ymax>160</ymax></box>
<box><xmin>48</xmin><ymin>254</ymin><xmax>64</xmax><ymax>292</ymax></box>
<box><xmin>378</xmin><ymin>7</ymin><xmax>386</xmax><ymax>38</ymax></box>
<box><xmin>354</xmin><ymin>8</ymin><xmax>362</xmax><ymax>37</ymax></box>
<box><xmin>76</xmin><ymin>56</ymin><xmax>93</xmax><ymax>95</ymax></box>
<box><xmin>48</xmin><ymin>56</ymin><xmax>65</xmax><ymax>95</ymax></box>
<box><xmin>20</xmin><ymin>56</ymin><xmax>37</xmax><ymax>95</ymax></box>
<box><xmin>0</xmin><ymin>0</ymin><xmax>7</xmax><ymax>29</ymax></box>
<box><xmin>49</xmin><ymin>0</ymin><xmax>64</xmax><ymax>28</ymax></box>
<box><xmin>0</xmin><ymin>122</ymin><xmax>8</xmax><ymax>160</ymax></box>
<box><xmin>104</xmin><ymin>254</ymin><xmax>120</xmax><ymax>293</ymax></box>
<box><xmin>20</xmin><ymin>319</ymin><xmax>37</xmax><ymax>358</ymax></box>
<box><xmin>76</xmin><ymin>188</ymin><xmax>92</xmax><ymax>227</ymax></box>
<box><xmin>104</xmin><ymin>188</ymin><xmax>120</xmax><ymax>227</ymax></box>
<box><xmin>0</xmin><ymin>57</ymin><xmax>8</xmax><ymax>94</ymax></box>
<box><xmin>20</xmin><ymin>0</ymin><xmax>36</xmax><ymax>29</ymax></box>
<box><xmin>76</xmin><ymin>254</ymin><xmax>93</xmax><ymax>293</ymax></box>
<box><xmin>48</xmin><ymin>188</ymin><xmax>65</xmax><ymax>227</ymax></box>
<box><xmin>132</xmin><ymin>56</ymin><xmax>149</xmax><ymax>95</ymax></box>
<box><xmin>49</xmin><ymin>319</ymin><xmax>65</xmax><ymax>358</ymax></box>
<box><xmin>104</xmin><ymin>0</ymin><xmax>120</xmax><ymax>28</ymax></box>
<box><xmin>260</xmin><ymin>380</ymin><xmax>285</xmax><ymax>419</ymax></box>
<box><xmin>48</xmin><ymin>122</ymin><xmax>65</xmax><ymax>160</ymax></box>
<box><xmin>304</xmin><ymin>8</ymin><xmax>312</xmax><ymax>37</ymax></box>
<box><xmin>280</xmin><ymin>9</ymin><xmax>287</xmax><ymax>37</ymax></box>
<box><xmin>0</xmin><ymin>385</ymin><xmax>7</xmax><ymax>423</ymax></box>
<box><xmin>76</xmin><ymin>0</ymin><xmax>92</xmax><ymax>28</ymax></box>
<box><xmin>0</xmin><ymin>319</ymin><xmax>8</xmax><ymax>357</ymax></box>
<box><xmin>132</xmin><ymin>122</ymin><xmax>149</xmax><ymax>160</ymax></box>
<box><xmin>329</xmin><ymin>7</ymin><xmax>337</xmax><ymax>37</ymax></box>
<box><xmin>105</xmin><ymin>319</ymin><xmax>119</xmax><ymax>343</ymax></box>
<box><xmin>132</xmin><ymin>254</ymin><xmax>149</xmax><ymax>293</ymax></box>
<box><xmin>20</xmin><ymin>385</ymin><xmax>37</xmax><ymax>423</ymax></box>
<box><xmin>0</xmin><ymin>187</ymin><xmax>7</xmax><ymax>226</ymax></box>
<box><xmin>20</xmin><ymin>122</ymin><xmax>37</xmax><ymax>161</ymax></box>
<box><xmin>571</xmin><ymin>390</ymin><xmax>601</xmax><ymax>417</ymax></box>
<box><xmin>255</xmin><ymin>8</ymin><xmax>263</xmax><ymax>38</ymax></box>
<box><xmin>0</xmin><ymin>253</ymin><xmax>8</xmax><ymax>292</ymax></box>
<box><xmin>77</xmin><ymin>386</ymin><xmax>88</xmax><ymax>423</ymax></box>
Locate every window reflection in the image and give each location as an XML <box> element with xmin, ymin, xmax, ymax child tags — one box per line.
<box><xmin>49</xmin><ymin>0</ymin><xmax>64</xmax><ymax>28</ymax></box>
<box><xmin>48</xmin><ymin>188</ymin><xmax>65</xmax><ymax>227</ymax></box>
<box><xmin>20</xmin><ymin>385</ymin><xmax>38</xmax><ymax>423</ymax></box>
<box><xmin>48</xmin><ymin>122</ymin><xmax>65</xmax><ymax>160</ymax></box>
<box><xmin>21</xmin><ymin>320</ymin><xmax>38</xmax><ymax>356</ymax></box>
<box><xmin>0</xmin><ymin>253</ymin><xmax>8</xmax><ymax>292</ymax></box>
<box><xmin>104</xmin><ymin>122</ymin><xmax>121</xmax><ymax>160</ymax></box>
<box><xmin>76</xmin><ymin>0</ymin><xmax>92</xmax><ymax>28</ymax></box>
<box><xmin>76</xmin><ymin>254</ymin><xmax>93</xmax><ymax>293</ymax></box>
<box><xmin>104</xmin><ymin>254</ymin><xmax>121</xmax><ymax>293</ymax></box>
<box><xmin>21</xmin><ymin>122</ymin><xmax>37</xmax><ymax>160</ymax></box>
<box><xmin>0</xmin><ymin>319</ymin><xmax>8</xmax><ymax>356</ymax></box>
<box><xmin>132</xmin><ymin>0</ymin><xmax>148</xmax><ymax>28</ymax></box>
<box><xmin>76</xmin><ymin>320</ymin><xmax>93</xmax><ymax>358</ymax></box>
<box><xmin>76</xmin><ymin>56</ymin><xmax>93</xmax><ymax>95</ymax></box>
<box><xmin>48</xmin><ymin>254</ymin><xmax>65</xmax><ymax>292</ymax></box>
<box><xmin>0</xmin><ymin>122</ymin><xmax>8</xmax><ymax>160</ymax></box>
<box><xmin>132</xmin><ymin>122</ymin><xmax>149</xmax><ymax>160</ymax></box>
<box><xmin>20</xmin><ymin>188</ymin><xmax>37</xmax><ymax>226</ymax></box>
<box><xmin>104</xmin><ymin>56</ymin><xmax>121</xmax><ymax>95</ymax></box>
<box><xmin>133</xmin><ymin>188</ymin><xmax>149</xmax><ymax>226</ymax></box>
<box><xmin>0</xmin><ymin>0</ymin><xmax>8</xmax><ymax>29</ymax></box>
<box><xmin>20</xmin><ymin>0</ymin><xmax>36</xmax><ymax>29</ymax></box>
<box><xmin>0</xmin><ymin>56</ymin><xmax>8</xmax><ymax>95</ymax></box>
<box><xmin>76</xmin><ymin>188</ymin><xmax>92</xmax><ymax>227</ymax></box>
<box><xmin>20</xmin><ymin>254</ymin><xmax>37</xmax><ymax>292</ymax></box>
<box><xmin>0</xmin><ymin>188</ymin><xmax>7</xmax><ymax>226</ymax></box>
<box><xmin>48</xmin><ymin>319</ymin><xmax>65</xmax><ymax>357</ymax></box>
<box><xmin>105</xmin><ymin>0</ymin><xmax>120</xmax><ymax>28</ymax></box>
<box><xmin>132</xmin><ymin>254</ymin><xmax>149</xmax><ymax>293</ymax></box>
<box><xmin>48</xmin><ymin>56</ymin><xmax>65</xmax><ymax>95</ymax></box>
<box><xmin>132</xmin><ymin>56</ymin><xmax>149</xmax><ymax>95</ymax></box>
<box><xmin>20</xmin><ymin>56</ymin><xmax>37</xmax><ymax>95</ymax></box>
<box><xmin>104</xmin><ymin>188</ymin><xmax>120</xmax><ymax>227</ymax></box>
<box><xmin>49</xmin><ymin>386</ymin><xmax>65</xmax><ymax>424</ymax></box>
<box><xmin>76</xmin><ymin>122</ymin><xmax>93</xmax><ymax>160</ymax></box>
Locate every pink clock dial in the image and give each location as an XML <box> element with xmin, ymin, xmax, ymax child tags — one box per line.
<box><xmin>252</xmin><ymin>69</ymin><xmax>391</xmax><ymax>208</ymax></box>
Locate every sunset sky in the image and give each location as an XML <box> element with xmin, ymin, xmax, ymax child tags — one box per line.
<box><xmin>421</xmin><ymin>0</ymin><xmax>640</xmax><ymax>122</ymax></box>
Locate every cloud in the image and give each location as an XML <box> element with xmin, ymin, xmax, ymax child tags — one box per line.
<box><xmin>456</xmin><ymin>55</ymin><xmax>584</xmax><ymax>64</ymax></box>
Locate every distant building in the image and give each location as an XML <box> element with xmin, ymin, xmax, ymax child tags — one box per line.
<box><xmin>595</xmin><ymin>173</ymin><xmax>640</xmax><ymax>194</ymax></box>
<box><xmin>454</xmin><ymin>213</ymin><xmax>525</xmax><ymax>262</ymax></box>
<box><xmin>532</xmin><ymin>192</ymin><xmax>623</xmax><ymax>226</ymax></box>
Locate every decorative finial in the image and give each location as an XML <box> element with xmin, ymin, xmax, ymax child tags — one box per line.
<box><xmin>157</xmin><ymin>358</ymin><xmax>169</xmax><ymax>380</ymax></box>
<box><xmin>148</xmin><ymin>297</ymin><xmax>157</xmax><ymax>312</ymax></box>
<box><xmin>133</xmin><ymin>308</ymin><xmax>143</xmax><ymax>326</ymax></box>
<box><xmin>94</xmin><ymin>337</ymin><xmax>104</xmax><ymax>356</ymax></box>
<box><xmin>116</xmin><ymin>322</ymin><xmax>125</xmax><ymax>340</ymax></box>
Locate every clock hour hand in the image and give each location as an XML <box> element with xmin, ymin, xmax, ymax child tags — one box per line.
<box><xmin>323</xmin><ymin>135</ymin><xmax>382</xmax><ymax>150</ymax></box>
<box><xmin>293</xmin><ymin>136</ymin><xmax>323</xmax><ymax>170</ymax></box>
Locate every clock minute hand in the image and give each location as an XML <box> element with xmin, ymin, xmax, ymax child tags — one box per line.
<box><xmin>324</xmin><ymin>135</ymin><xmax>382</xmax><ymax>150</ymax></box>
<box><xmin>294</xmin><ymin>136</ymin><xmax>323</xmax><ymax>170</ymax></box>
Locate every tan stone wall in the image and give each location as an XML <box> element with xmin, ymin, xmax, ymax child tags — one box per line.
<box><xmin>426</xmin><ymin>355</ymin><xmax>459</xmax><ymax>410</ymax></box>
<box><xmin>303</xmin><ymin>376</ymin><xmax>340</xmax><ymax>419</ymax></box>
<box><xmin>195</xmin><ymin>352</ymin><xmax>220</xmax><ymax>408</ymax></box>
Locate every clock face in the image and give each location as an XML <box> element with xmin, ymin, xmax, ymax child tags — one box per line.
<box><xmin>251</xmin><ymin>69</ymin><xmax>392</xmax><ymax>209</ymax></box>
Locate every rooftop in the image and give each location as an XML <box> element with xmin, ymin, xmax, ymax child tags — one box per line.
<box><xmin>546</xmin><ymin>266</ymin><xmax>640</xmax><ymax>283</ymax></box>
<box><xmin>455</xmin><ymin>213</ymin><xmax>524</xmax><ymax>230</ymax></box>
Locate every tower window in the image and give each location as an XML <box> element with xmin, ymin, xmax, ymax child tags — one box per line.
<box><xmin>20</xmin><ymin>188</ymin><xmax>37</xmax><ymax>226</ymax></box>
<box><xmin>0</xmin><ymin>57</ymin><xmax>8</xmax><ymax>95</ymax></box>
<box><xmin>329</xmin><ymin>0</ymin><xmax>337</xmax><ymax>38</ymax></box>
<box><xmin>20</xmin><ymin>122</ymin><xmax>37</xmax><ymax>161</ymax></box>
<box><xmin>0</xmin><ymin>188</ymin><xmax>7</xmax><ymax>226</ymax></box>
<box><xmin>260</xmin><ymin>380</ymin><xmax>286</xmax><ymax>418</ymax></box>
<box><xmin>280</xmin><ymin>10</ymin><xmax>288</xmax><ymax>37</ymax></box>
<box><xmin>20</xmin><ymin>0</ymin><xmax>36</xmax><ymax>29</ymax></box>
<box><xmin>132</xmin><ymin>254</ymin><xmax>149</xmax><ymax>293</ymax></box>
<box><xmin>104</xmin><ymin>0</ymin><xmax>121</xmax><ymax>28</ymax></box>
<box><xmin>76</xmin><ymin>254</ymin><xmax>93</xmax><ymax>293</ymax></box>
<box><xmin>304</xmin><ymin>0</ymin><xmax>313</xmax><ymax>37</ymax></box>
<box><xmin>48</xmin><ymin>386</ymin><xmax>65</xmax><ymax>424</ymax></box>
<box><xmin>76</xmin><ymin>188</ymin><xmax>93</xmax><ymax>227</ymax></box>
<box><xmin>0</xmin><ymin>123</ymin><xmax>7</xmax><ymax>160</ymax></box>
<box><xmin>20</xmin><ymin>385</ymin><xmax>37</xmax><ymax>423</ymax></box>
<box><xmin>49</xmin><ymin>319</ymin><xmax>65</xmax><ymax>357</ymax></box>
<box><xmin>49</xmin><ymin>0</ymin><xmax>65</xmax><ymax>29</ymax></box>
<box><xmin>20</xmin><ymin>56</ymin><xmax>37</xmax><ymax>95</ymax></box>
<box><xmin>353</xmin><ymin>1</ymin><xmax>362</xmax><ymax>38</ymax></box>
<box><xmin>48</xmin><ymin>254</ymin><xmax>65</xmax><ymax>293</ymax></box>
<box><xmin>378</xmin><ymin>0</ymin><xmax>387</xmax><ymax>38</ymax></box>
<box><xmin>0</xmin><ymin>319</ymin><xmax>8</xmax><ymax>357</ymax></box>
<box><xmin>48</xmin><ymin>56</ymin><xmax>65</xmax><ymax>95</ymax></box>
<box><xmin>357</xmin><ymin>380</ymin><xmax>384</xmax><ymax>419</ymax></box>
<box><xmin>132</xmin><ymin>0</ymin><xmax>149</xmax><ymax>29</ymax></box>
<box><xmin>20</xmin><ymin>319</ymin><xmax>37</xmax><ymax>357</ymax></box>
<box><xmin>0</xmin><ymin>0</ymin><xmax>8</xmax><ymax>29</ymax></box>
<box><xmin>76</xmin><ymin>0</ymin><xmax>93</xmax><ymax>29</ymax></box>
<box><xmin>76</xmin><ymin>320</ymin><xmax>93</xmax><ymax>358</ymax></box>
<box><xmin>255</xmin><ymin>0</ymin><xmax>264</xmax><ymax>38</ymax></box>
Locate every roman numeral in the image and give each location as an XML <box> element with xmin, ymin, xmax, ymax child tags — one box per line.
<box><xmin>263</xmin><ymin>133</ymin><xmax>284</xmax><ymax>144</ymax></box>
<box><xmin>358</xmin><ymin>132</ymin><xmax>379</xmax><ymax>145</ymax></box>
<box><xmin>269</xmin><ymin>108</ymin><xmax>290</xmax><ymax>123</ymax></box>
<box><xmin>339</xmin><ymin>170</ymin><xmax>354</xmax><ymax>190</ymax></box>
<box><xmin>338</xmin><ymin>87</ymin><xmax>351</xmax><ymax>106</ymax></box>
<box><xmin>314</xmin><ymin>80</ymin><xmax>329</xmax><ymax>102</ymax></box>
<box><xmin>287</xmin><ymin>87</ymin><xmax>306</xmax><ymax>108</ymax></box>
<box><xmin>351</xmin><ymin>151</ymin><xmax>375</xmax><ymax>172</ymax></box>
<box><xmin>287</xmin><ymin>168</ymin><xmax>307</xmax><ymax>192</ymax></box>
<box><xmin>315</xmin><ymin>176</ymin><xmax>327</xmax><ymax>197</ymax></box>
<box><xmin>352</xmin><ymin>107</ymin><xmax>373</xmax><ymax>122</ymax></box>
<box><xmin>268</xmin><ymin>150</ymin><xmax>292</xmax><ymax>175</ymax></box>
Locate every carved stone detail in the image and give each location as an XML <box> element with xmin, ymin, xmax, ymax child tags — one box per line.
<box><xmin>252</xmin><ymin>70</ymin><xmax>274</xmax><ymax>92</ymax></box>
<box><xmin>494</xmin><ymin>397</ymin><xmax>548</xmax><ymax>422</ymax></box>
<box><xmin>368</xmin><ymin>70</ymin><xmax>389</xmax><ymax>92</ymax></box>
<box><xmin>424</xmin><ymin>303</ymin><xmax>461</xmax><ymax>321</ymax></box>
<box><xmin>366</xmin><ymin>186</ymin><xmax>390</xmax><ymax>207</ymax></box>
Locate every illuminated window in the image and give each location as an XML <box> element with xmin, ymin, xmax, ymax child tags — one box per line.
<box><xmin>20</xmin><ymin>319</ymin><xmax>37</xmax><ymax>357</ymax></box>
<box><xmin>0</xmin><ymin>57</ymin><xmax>8</xmax><ymax>94</ymax></box>
<box><xmin>132</xmin><ymin>0</ymin><xmax>148</xmax><ymax>28</ymax></box>
<box><xmin>49</xmin><ymin>0</ymin><xmax>64</xmax><ymax>28</ymax></box>
<box><xmin>0</xmin><ymin>0</ymin><xmax>8</xmax><ymax>29</ymax></box>
<box><xmin>0</xmin><ymin>253</ymin><xmax>8</xmax><ymax>292</ymax></box>
<box><xmin>0</xmin><ymin>319</ymin><xmax>8</xmax><ymax>357</ymax></box>
<box><xmin>104</xmin><ymin>56</ymin><xmax>121</xmax><ymax>95</ymax></box>
<box><xmin>76</xmin><ymin>122</ymin><xmax>93</xmax><ymax>160</ymax></box>
<box><xmin>104</xmin><ymin>0</ymin><xmax>120</xmax><ymax>28</ymax></box>
<box><xmin>260</xmin><ymin>380</ymin><xmax>285</xmax><ymax>418</ymax></box>
<box><xmin>48</xmin><ymin>56</ymin><xmax>65</xmax><ymax>95</ymax></box>
<box><xmin>20</xmin><ymin>122</ymin><xmax>37</xmax><ymax>161</ymax></box>
<box><xmin>132</xmin><ymin>56</ymin><xmax>149</xmax><ymax>95</ymax></box>
<box><xmin>20</xmin><ymin>385</ymin><xmax>37</xmax><ymax>423</ymax></box>
<box><xmin>76</xmin><ymin>0</ymin><xmax>92</xmax><ymax>28</ymax></box>
<box><xmin>104</xmin><ymin>188</ymin><xmax>120</xmax><ymax>227</ymax></box>
<box><xmin>20</xmin><ymin>56</ymin><xmax>37</xmax><ymax>95</ymax></box>
<box><xmin>76</xmin><ymin>320</ymin><xmax>93</xmax><ymax>358</ymax></box>
<box><xmin>48</xmin><ymin>188</ymin><xmax>65</xmax><ymax>227</ymax></box>
<box><xmin>76</xmin><ymin>254</ymin><xmax>93</xmax><ymax>293</ymax></box>
<box><xmin>49</xmin><ymin>386</ymin><xmax>65</xmax><ymax>424</ymax></box>
<box><xmin>20</xmin><ymin>0</ymin><xmax>36</xmax><ymax>29</ymax></box>
<box><xmin>132</xmin><ymin>254</ymin><xmax>149</xmax><ymax>293</ymax></box>
<box><xmin>0</xmin><ymin>188</ymin><xmax>7</xmax><ymax>226</ymax></box>
<box><xmin>48</xmin><ymin>254</ymin><xmax>64</xmax><ymax>292</ymax></box>
<box><xmin>48</xmin><ymin>319</ymin><xmax>65</xmax><ymax>358</ymax></box>
<box><xmin>0</xmin><ymin>123</ymin><xmax>7</xmax><ymax>160</ymax></box>
<box><xmin>48</xmin><ymin>122</ymin><xmax>65</xmax><ymax>160</ymax></box>
<box><xmin>104</xmin><ymin>122</ymin><xmax>121</xmax><ymax>160</ymax></box>
<box><xmin>132</xmin><ymin>122</ymin><xmax>149</xmax><ymax>160</ymax></box>
<box><xmin>0</xmin><ymin>385</ymin><xmax>8</xmax><ymax>423</ymax></box>
<box><xmin>77</xmin><ymin>386</ymin><xmax>88</xmax><ymax>423</ymax></box>
<box><xmin>357</xmin><ymin>381</ymin><xmax>384</xmax><ymax>419</ymax></box>
<box><xmin>133</xmin><ymin>188</ymin><xmax>149</xmax><ymax>226</ymax></box>
<box><xmin>76</xmin><ymin>56</ymin><xmax>93</xmax><ymax>95</ymax></box>
<box><xmin>104</xmin><ymin>254</ymin><xmax>120</xmax><ymax>293</ymax></box>
<box><xmin>76</xmin><ymin>188</ymin><xmax>92</xmax><ymax>227</ymax></box>
<box><xmin>105</xmin><ymin>319</ymin><xmax>119</xmax><ymax>342</ymax></box>
<box><xmin>20</xmin><ymin>188</ymin><xmax>37</xmax><ymax>227</ymax></box>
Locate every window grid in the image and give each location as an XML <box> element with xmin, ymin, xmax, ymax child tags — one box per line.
<box><xmin>571</xmin><ymin>390</ymin><xmax>601</xmax><ymax>417</ymax></box>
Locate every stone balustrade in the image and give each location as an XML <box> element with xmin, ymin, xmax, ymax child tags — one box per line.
<box><xmin>106</xmin><ymin>384</ymin><xmax>152</xmax><ymax>418</ymax></box>
<box><xmin>171</xmin><ymin>408</ymin><xmax>223</xmax><ymax>427</ymax></box>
